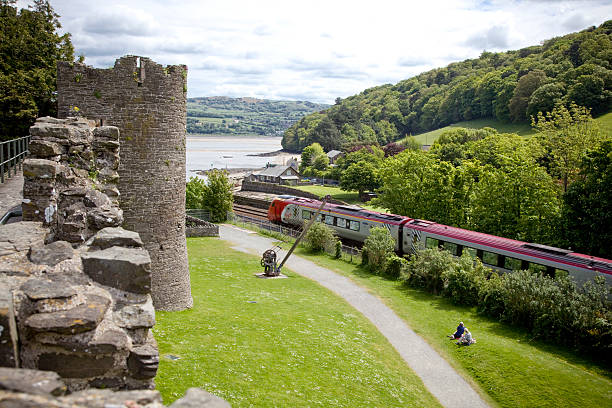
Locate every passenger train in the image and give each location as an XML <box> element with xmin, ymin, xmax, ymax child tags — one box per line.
<box><xmin>268</xmin><ymin>195</ymin><xmax>612</xmax><ymax>288</ymax></box>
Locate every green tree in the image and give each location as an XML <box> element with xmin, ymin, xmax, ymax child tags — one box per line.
<box><xmin>0</xmin><ymin>0</ymin><xmax>74</xmax><ymax>140</ymax></box>
<box><xmin>508</xmin><ymin>70</ymin><xmax>547</xmax><ymax>122</ymax></box>
<box><xmin>363</xmin><ymin>227</ymin><xmax>395</xmax><ymax>272</ymax></box>
<box><xmin>560</xmin><ymin>140</ymin><xmax>612</xmax><ymax>258</ymax></box>
<box><xmin>202</xmin><ymin>169</ymin><xmax>233</xmax><ymax>222</ymax></box>
<box><xmin>532</xmin><ymin>103</ymin><xmax>607</xmax><ymax>191</ymax></box>
<box><xmin>470</xmin><ymin>159</ymin><xmax>561</xmax><ymax>242</ymax></box>
<box><xmin>186</xmin><ymin>171</ymin><xmax>233</xmax><ymax>222</ymax></box>
<box><xmin>299</xmin><ymin>142</ymin><xmax>325</xmax><ymax>173</ymax></box>
<box><xmin>340</xmin><ymin>160</ymin><xmax>379</xmax><ymax>195</ymax></box>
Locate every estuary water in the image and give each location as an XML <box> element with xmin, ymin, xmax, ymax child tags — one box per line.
<box><xmin>186</xmin><ymin>135</ymin><xmax>284</xmax><ymax>179</ymax></box>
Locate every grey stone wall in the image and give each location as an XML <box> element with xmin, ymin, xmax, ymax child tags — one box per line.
<box><xmin>185</xmin><ymin>215</ymin><xmax>219</xmax><ymax>237</ymax></box>
<box><xmin>7</xmin><ymin>118</ymin><xmax>159</xmax><ymax>391</ymax></box>
<box><xmin>241</xmin><ymin>181</ymin><xmax>346</xmax><ymax>205</ymax></box>
<box><xmin>56</xmin><ymin>56</ymin><xmax>192</xmax><ymax>311</ymax></box>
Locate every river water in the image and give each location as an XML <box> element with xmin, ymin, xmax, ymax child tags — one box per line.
<box><xmin>186</xmin><ymin>135</ymin><xmax>283</xmax><ymax>179</ymax></box>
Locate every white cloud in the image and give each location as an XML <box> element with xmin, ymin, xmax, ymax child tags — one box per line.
<box><xmin>20</xmin><ymin>0</ymin><xmax>612</xmax><ymax>103</ymax></box>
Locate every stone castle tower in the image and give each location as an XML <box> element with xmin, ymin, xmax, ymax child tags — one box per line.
<box><xmin>56</xmin><ymin>56</ymin><xmax>192</xmax><ymax>311</ymax></box>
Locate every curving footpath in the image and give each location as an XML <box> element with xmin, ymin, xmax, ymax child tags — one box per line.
<box><xmin>219</xmin><ymin>224</ymin><xmax>490</xmax><ymax>408</ymax></box>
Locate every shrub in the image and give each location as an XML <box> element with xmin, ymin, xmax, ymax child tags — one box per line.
<box><xmin>477</xmin><ymin>272</ymin><xmax>506</xmax><ymax>318</ymax></box>
<box><xmin>334</xmin><ymin>240</ymin><xmax>342</xmax><ymax>259</ymax></box>
<box><xmin>304</xmin><ymin>222</ymin><xmax>338</xmax><ymax>253</ymax></box>
<box><xmin>363</xmin><ymin>227</ymin><xmax>395</xmax><ymax>273</ymax></box>
<box><xmin>442</xmin><ymin>255</ymin><xmax>489</xmax><ymax>306</ymax></box>
<box><xmin>402</xmin><ymin>248</ymin><xmax>454</xmax><ymax>294</ymax></box>
<box><xmin>384</xmin><ymin>254</ymin><xmax>408</xmax><ymax>279</ymax></box>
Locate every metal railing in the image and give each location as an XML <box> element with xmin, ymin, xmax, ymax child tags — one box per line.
<box><xmin>1</xmin><ymin>135</ymin><xmax>30</xmax><ymax>183</ymax></box>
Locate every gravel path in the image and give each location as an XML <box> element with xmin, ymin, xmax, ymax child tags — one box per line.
<box><xmin>219</xmin><ymin>224</ymin><xmax>490</xmax><ymax>408</ymax></box>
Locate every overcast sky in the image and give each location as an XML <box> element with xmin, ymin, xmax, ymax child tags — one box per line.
<box><xmin>18</xmin><ymin>0</ymin><xmax>612</xmax><ymax>104</ymax></box>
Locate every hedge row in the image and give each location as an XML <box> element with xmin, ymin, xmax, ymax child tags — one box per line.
<box><xmin>364</xmin><ymin>244</ymin><xmax>611</xmax><ymax>357</ymax></box>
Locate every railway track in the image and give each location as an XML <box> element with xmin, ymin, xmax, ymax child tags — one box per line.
<box><xmin>232</xmin><ymin>204</ymin><xmax>269</xmax><ymax>220</ymax></box>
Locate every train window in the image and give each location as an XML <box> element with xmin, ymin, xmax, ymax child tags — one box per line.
<box><xmin>302</xmin><ymin>210</ymin><xmax>311</xmax><ymax>220</ymax></box>
<box><xmin>349</xmin><ymin>220</ymin><xmax>360</xmax><ymax>231</ymax></box>
<box><xmin>504</xmin><ymin>257</ymin><xmax>522</xmax><ymax>271</ymax></box>
<box><xmin>316</xmin><ymin>214</ymin><xmax>322</xmax><ymax>222</ymax></box>
<box><xmin>325</xmin><ymin>216</ymin><xmax>334</xmax><ymax>225</ymax></box>
<box><xmin>336</xmin><ymin>218</ymin><xmax>347</xmax><ymax>228</ymax></box>
<box><xmin>482</xmin><ymin>251</ymin><xmax>498</xmax><ymax>266</ymax></box>
<box><xmin>443</xmin><ymin>242</ymin><xmax>459</xmax><ymax>256</ymax></box>
<box><xmin>555</xmin><ymin>269</ymin><xmax>568</xmax><ymax>278</ymax></box>
<box><xmin>426</xmin><ymin>237</ymin><xmax>439</xmax><ymax>249</ymax></box>
<box><xmin>528</xmin><ymin>263</ymin><xmax>548</xmax><ymax>275</ymax></box>
<box><xmin>462</xmin><ymin>247</ymin><xmax>477</xmax><ymax>258</ymax></box>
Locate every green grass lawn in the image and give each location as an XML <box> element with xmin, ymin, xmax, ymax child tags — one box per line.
<box><xmin>289</xmin><ymin>248</ymin><xmax>612</xmax><ymax>408</ymax></box>
<box><xmin>402</xmin><ymin>112</ymin><xmax>612</xmax><ymax>146</ymax></box>
<box><xmin>292</xmin><ymin>184</ymin><xmax>385</xmax><ymax>211</ymax></box>
<box><xmin>403</xmin><ymin>118</ymin><xmax>535</xmax><ymax>146</ymax></box>
<box><xmin>154</xmin><ymin>237</ymin><xmax>441</xmax><ymax>407</ymax></box>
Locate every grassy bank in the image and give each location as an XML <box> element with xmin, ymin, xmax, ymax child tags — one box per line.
<box><xmin>154</xmin><ymin>237</ymin><xmax>440</xmax><ymax>407</ymax></box>
<box><xmin>292</xmin><ymin>184</ymin><xmax>384</xmax><ymax>211</ymax></box>
<box><xmin>290</xmin><ymin>247</ymin><xmax>612</xmax><ymax>408</ymax></box>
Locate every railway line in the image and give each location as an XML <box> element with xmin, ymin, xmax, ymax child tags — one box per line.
<box><xmin>232</xmin><ymin>203</ymin><xmax>269</xmax><ymax>220</ymax></box>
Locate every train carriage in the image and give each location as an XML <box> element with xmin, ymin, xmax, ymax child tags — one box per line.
<box><xmin>268</xmin><ymin>196</ymin><xmax>612</xmax><ymax>288</ymax></box>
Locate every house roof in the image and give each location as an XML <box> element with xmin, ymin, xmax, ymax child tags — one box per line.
<box><xmin>254</xmin><ymin>165</ymin><xmax>298</xmax><ymax>178</ymax></box>
<box><xmin>327</xmin><ymin>150</ymin><xmax>343</xmax><ymax>158</ymax></box>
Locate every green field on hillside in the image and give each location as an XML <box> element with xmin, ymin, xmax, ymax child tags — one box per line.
<box><xmin>154</xmin><ymin>237</ymin><xmax>440</xmax><ymax>407</ymax></box>
<box><xmin>402</xmin><ymin>113</ymin><xmax>612</xmax><ymax>146</ymax></box>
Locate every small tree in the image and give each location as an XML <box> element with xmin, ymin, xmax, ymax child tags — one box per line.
<box><xmin>362</xmin><ymin>227</ymin><xmax>395</xmax><ymax>273</ymax></box>
<box><xmin>202</xmin><ymin>169</ymin><xmax>233</xmax><ymax>222</ymax></box>
<box><xmin>185</xmin><ymin>170</ymin><xmax>233</xmax><ymax>222</ymax></box>
<box><xmin>303</xmin><ymin>222</ymin><xmax>338</xmax><ymax>253</ymax></box>
<box><xmin>532</xmin><ymin>103</ymin><xmax>606</xmax><ymax>191</ymax></box>
<box><xmin>186</xmin><ymin>176</ymin><xmax>206</xmax><ymax>209</ymax></box>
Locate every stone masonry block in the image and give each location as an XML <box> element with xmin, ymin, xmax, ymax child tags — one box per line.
<box><xmin>91</xmin><ymin>227</ymin><xmax>143</xmax><ymax>249</ymax></box>
<box><xmin>81</xmin><ymin>247</ymin><xmax>151</xmax><ymax>294</ymax></box>
<box><xmin>23</xmin><ymin>159</ymin><xmax>60</xmax><ymax>179</ymax></box>
<box><xmin>0</xmin><ymin>367</ymin><xmax>66</xmax><ymax>396</ymax></box>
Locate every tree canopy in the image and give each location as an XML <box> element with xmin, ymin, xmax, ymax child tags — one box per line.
<box><xmin>0</xmin><ymin>0</ymin><xmax>74</xmax><ymax>140</ymax></box>
<box><xmin>282</xmin><ymin>20</ymin><xmax>612</xmax><ymax>153</ymax></box>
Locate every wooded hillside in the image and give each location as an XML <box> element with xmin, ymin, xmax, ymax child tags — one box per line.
<box><xmin>282</xmin><ymin>20</ymin><xmax>612</xmax><ymax>152</ymax></box>
<box><xmin>187</xmin><ymin>96</ymin><xmax>328</xmax><ymax>136</ymax></box>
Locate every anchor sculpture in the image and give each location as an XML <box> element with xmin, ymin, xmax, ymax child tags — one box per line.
<box><xmin>259</xmin><ymin>195</ymin><xmax>330</xmax><ymax>277</ymax></box>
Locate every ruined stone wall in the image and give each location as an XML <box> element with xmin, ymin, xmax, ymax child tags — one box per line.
<box><xmin>2</xmin><ymin>118</ymin><xmax>159</xmax><ymax>390</ymax></box>
<box><xmin>56</xmin><ymin>56</ymin><xmax>192</xmax><ymax>311</ymax></box>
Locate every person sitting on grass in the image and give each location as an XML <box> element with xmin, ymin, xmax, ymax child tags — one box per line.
<box><xmin>448</xmin><ymin>321</ymin><xmax>464</xmax><ymax>340</ymax></box>
<box><xmin>456</xmin><ymin>328</ymin><xmax>476</xmax><ymax>346</ymax></box>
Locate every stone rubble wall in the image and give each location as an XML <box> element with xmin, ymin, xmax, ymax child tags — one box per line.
<box><xmin>22</xmin><ymin>117</ymin><xmax>123</xmax><ymax>243</ymax></box>
<box><xmin>1</xmin><ymin>118</ymin><xmax>159</xmax><ymax>391</ymax></box>
<box><xmin>185</xmin><ymin>215</ymin><xmax>219</xmax><ymax>238</ymax></box>
<box><xmin>0</xmin><ymin>368</ymin><xmax>230</xmax><ymax>408</ymax></box>
<box><xmin>56</xmin><ymin>55</ymin><xmax>192</xmax><ymax>311</ymax></box>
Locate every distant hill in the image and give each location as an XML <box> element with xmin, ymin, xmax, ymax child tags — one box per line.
<box><xmin>282</xmin><ymin>20</ymin><xmax>612</xmax><ymax>152</ymax></box>
<box><xmin>187</xmin><ymin>96</ymin><xmax>329</xmax><ymax>136</ymax></box>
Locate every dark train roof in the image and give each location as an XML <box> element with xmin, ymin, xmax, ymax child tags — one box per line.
<box><xmin>409</xmin><ymin>220</ymin><xmax>612</xmax><ymax>275</ymax></box>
